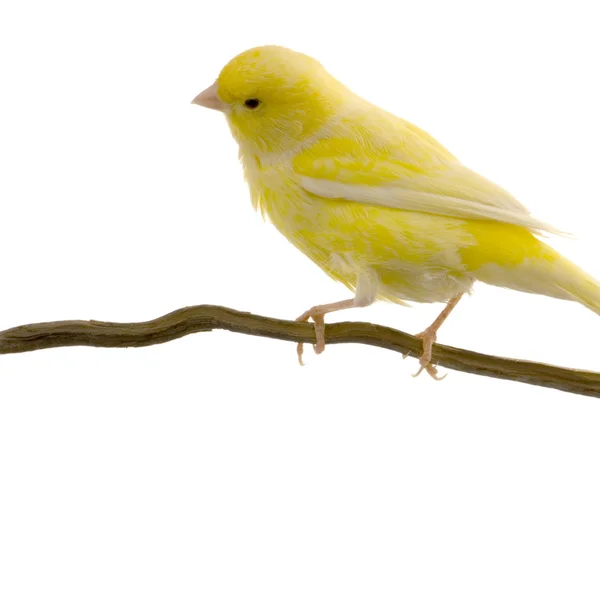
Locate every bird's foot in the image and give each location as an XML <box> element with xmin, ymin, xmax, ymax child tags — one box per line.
<box><xmin>412</xmin><ymin>328</ymin><xmax>446</xmax><ymax>381</ymax></box>
<box><xmin>295</xmin><ymin>307</ymin><xmax>326</xmax><ymax>366</ymax></box>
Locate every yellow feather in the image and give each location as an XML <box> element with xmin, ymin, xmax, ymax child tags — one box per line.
<box><xmin>195</xmin><ymin>45</ymin><xmax>600</xmax><ymax>321</ymax></box>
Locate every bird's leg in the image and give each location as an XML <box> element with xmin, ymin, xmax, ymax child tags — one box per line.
<box><xmin>296</xmin><ymin>299</ymin><xmax>356</xmax><ymax>365</ymax></box>
<box><xmin>413</xmin><ymin>293</ymin><xmax>463</xmax><ymax>380</ymax></box>
<box><xmin>295</xmin><ymin>271</ymin><xmax>377</xmax><ymax>365</ymax></box>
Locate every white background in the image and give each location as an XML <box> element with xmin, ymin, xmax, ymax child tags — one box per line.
<box><xmin>1</xmin><ymin>1</ymin><xmax>599</xmax><ymax>598</ymax></box>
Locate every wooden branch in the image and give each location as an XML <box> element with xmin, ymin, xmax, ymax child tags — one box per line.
<box><xmin>1</xmin><ymin>304</ymin><xmax>598</xmax><ymax>398</ymax></box>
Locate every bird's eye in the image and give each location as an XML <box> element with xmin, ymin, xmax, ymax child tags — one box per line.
<box><xmin>244</xmin><ymin>98</ymin><xmax>261</xmax><ymax>109</ymax></box>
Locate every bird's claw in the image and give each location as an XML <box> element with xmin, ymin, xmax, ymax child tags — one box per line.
<box><xmin>412</xmin><ymin>328</ymin><xmax>447</xmax><ymax>380</ymax></box>
<box><xmin>412</xmin><ymin>362</ymin><xmax>447</xmax><ymax>381</ymax></box>
<box><xmin>295</xmin><ymin>310</ymin><xmax>325</xmax><ymax>365</ymax></box>
<box><xmin>296</xmin><ymin>342</ymin><xmax>305</xmax><ymax>367</ymax></box>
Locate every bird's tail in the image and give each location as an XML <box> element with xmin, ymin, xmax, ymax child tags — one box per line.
<box><xmin>476</xmin><ymin>243</ymin><xmax>600</xmax><ymax>316</ymax></box>
<box><xmin>557</xmin><ymin>262</ymin><xmax>600</xmax><ymax>316</ymax></box>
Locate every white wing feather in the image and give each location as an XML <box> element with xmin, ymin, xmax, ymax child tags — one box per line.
<box><xmin>301</xmin><ymin>175</ymin><xmax>562</xmax><ymax>234</ymax></box>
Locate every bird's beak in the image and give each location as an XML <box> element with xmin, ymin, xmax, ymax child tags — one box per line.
<box><xmin>191</xmin><ymin>81</ymin><xmax>226</xmax><ymax>112</ymax></box>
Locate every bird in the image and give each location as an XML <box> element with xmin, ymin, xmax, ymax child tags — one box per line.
<box><xmin>192</xmin><ymin>45</ymin><xmax>599</xmax><ymax>378</ymax></box>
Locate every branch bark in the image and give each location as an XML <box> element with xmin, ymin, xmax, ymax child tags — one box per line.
<box><xmin>1</xmin><ymin>304</ymin><xmax>598</xmax><ymax>398</ymax></box>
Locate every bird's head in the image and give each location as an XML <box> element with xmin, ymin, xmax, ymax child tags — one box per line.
<box><xmin>192</xmin><ymin>46</ymin><xmax>344</xmax><ymax>154</ymax></box>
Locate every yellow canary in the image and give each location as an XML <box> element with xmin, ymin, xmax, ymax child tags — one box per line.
<box><xmin>192</xmin><ymin>45</ymin><xmax>599</xmax><ymax>377</ymax></box>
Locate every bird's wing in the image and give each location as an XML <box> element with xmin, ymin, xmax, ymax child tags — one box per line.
<box><xmin>294</xmin><ymin>123</ymin><xmax>561</xmax><ymax>234</ymax></box>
